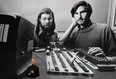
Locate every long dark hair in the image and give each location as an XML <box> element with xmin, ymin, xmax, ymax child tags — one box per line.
<box><xmin>35</xmin><ymin>8</ymin><xmax>56</xmax><ymax>35</ymax></box>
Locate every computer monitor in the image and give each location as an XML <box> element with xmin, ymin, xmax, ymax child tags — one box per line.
<box><xmin>0</xmin><ymin>14</ymin><xmax>34</xmax><ymax>78</ymax></box>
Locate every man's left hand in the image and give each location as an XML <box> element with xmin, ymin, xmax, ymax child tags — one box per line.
<box><xmin>87</xmin><ymin>47</ymin><xmax>106</xmax><ymax>57</ymax></box>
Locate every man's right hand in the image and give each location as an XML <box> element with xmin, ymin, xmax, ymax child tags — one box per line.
<box><xmin>72</xmin><ymin>18</ymin><xmax>78</xmax><ymax>28</ymax></box>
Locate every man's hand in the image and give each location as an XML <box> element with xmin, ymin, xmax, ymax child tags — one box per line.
<box><xmin>87</xmin><ymin>47</ymin><xmax>106</xmax><ymax>57</ymax></box>
<box><xmin>30</xmin><ymin>70</ymin><xmax>35</xmax><ymax>74</ymax></box>
<box><xmin>72</xmin><ymin>18</ymin><xmax>78</xmax><ymax>28</ymax></box>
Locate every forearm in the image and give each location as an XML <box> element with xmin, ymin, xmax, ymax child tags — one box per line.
<box><xmin>106</xmin><ymin>56</ymin><xmax>116</xmax><ymax>63</ymax></box>
<box><xmin>59</xmin><ymin>22</ymin><xmax>76</xmax><ymax>42</ymax></box>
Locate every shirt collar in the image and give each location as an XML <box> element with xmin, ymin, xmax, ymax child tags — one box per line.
<box><xmin>79</xmin><ymin>22</ymin><xmax>95</xmax><ymax>33</ymax></box>
<box><xmin>38</xmin><ymin>26</ymin><xmax>43</xmax><ymax>35</ymax></box>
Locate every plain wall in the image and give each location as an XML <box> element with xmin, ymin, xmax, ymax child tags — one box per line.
<box><xmin>0</xmin><ymin>0</ymin><xmax>110</xmax><ymax>31</ymax></box>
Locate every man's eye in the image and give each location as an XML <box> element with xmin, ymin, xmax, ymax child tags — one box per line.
<box><xmin>41</xmin><ymin>18</ymin><xmax>46</xmax><ymax>20</ymax></box>
<box><xmin>75</xmin><ymin>13</ymin><xmax>78</xmax><ymax>14</ymax></box>
<box><xmin>81</xmin><ymin>11</ymin><xmax>86</xmax><ymax>13</ymax></box>
<box><xmin>48</xmin><ymin>18</ymin><xmax>52</xmax><ymax>20</ymax></box>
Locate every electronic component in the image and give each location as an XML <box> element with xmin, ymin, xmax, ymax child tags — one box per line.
<box><xmin>46</xmin><ymin>49</ymin><xmax>94</xmax><ymax>76</ymax></box>
<box><xmin>75</xmin><ymin>49</ymin><xmax>116</xmax><ymax>71</ymax></box>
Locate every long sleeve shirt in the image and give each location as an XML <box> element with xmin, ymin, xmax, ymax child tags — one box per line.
<box><xmin>64</xmin><ymin>23</ymin><xmax>116</xmax><ymax>56</ymax></box>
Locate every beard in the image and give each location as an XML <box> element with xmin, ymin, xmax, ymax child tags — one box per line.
<box><xmin>41</xmin><ymin>25</ymin><xmax>50</xmax><ymax>33</ymax></box>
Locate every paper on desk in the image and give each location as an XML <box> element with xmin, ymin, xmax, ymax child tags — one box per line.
<box><xmin>35</xmin><ymin>48</ymin><xmax>46</xmax><ymax>52</ymax></box>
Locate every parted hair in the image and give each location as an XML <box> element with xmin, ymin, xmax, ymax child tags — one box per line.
<box><xmin>35</xmin><ymin>8</ymin><xmax>56</xmax><ymax>35</ymax></box>
<box><xmin>71</xmin><ymin>1</ymin><xmax>92</xmax><ymax>18</ymax></box>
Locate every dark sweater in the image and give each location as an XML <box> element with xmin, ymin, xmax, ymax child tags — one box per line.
<box><xmin>65</xmin><ymin>23</ymin><xmax>116</xmax><ymax>56</ymax></box>
<box><xmin>26</xmin><ymin>64</ymin><xmax>39</xmax><ymax>78</ymax></box>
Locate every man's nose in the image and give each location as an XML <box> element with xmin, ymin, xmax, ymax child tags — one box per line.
<box><xmin>78</xmin><ymin>13</ymin><xmax>82</xmax><ymax>19</ymax></box>
<box><xmin>78</xmin><ymin>13</ymin><xmax>81</xmax><ymax>18</ymax></box>
<box><xmin>45</xmin><ymin>19</ymin><xmax>49</xmax><ymax>23</ymax></box>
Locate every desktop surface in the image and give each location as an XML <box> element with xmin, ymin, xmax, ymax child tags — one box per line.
<box><xmin>19</xmin><ymin>48</ymin><xmax>116</xmax><ymax>79</ymax></box>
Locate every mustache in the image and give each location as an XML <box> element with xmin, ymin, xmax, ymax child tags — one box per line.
<box><xmin>43</xmin><ymin>23</ymin><xmax>51</xmax><ymax>26</ymax></box>
<box><xmin>78</xmin><ymin>18</ymin><xmax>84</xmax><ymax>21</ymax></box>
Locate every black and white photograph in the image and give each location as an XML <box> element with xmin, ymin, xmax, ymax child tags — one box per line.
<box><xmin>0</xmin><ymin>0</ymin><xmax>116</xmax><ymax>79</ymax></box>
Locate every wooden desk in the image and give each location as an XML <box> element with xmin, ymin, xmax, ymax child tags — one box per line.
<box><xmin>20</xmin><ymin>51</ymin><xmax>116</xmax><ymax>79</ymax></box>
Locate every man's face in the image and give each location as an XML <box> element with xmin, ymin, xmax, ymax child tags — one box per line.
<box><xmin>74</xmin><ymin>6</ymin><xmax>90</xmax><ymax>25</ymax></box>
<box><xmin>31</xmin><ymin>58</ymin><xmax>36</xmax><ymax>65</ymax></box>
<box><xmin>40</xmin><ymin>13</ymin><xmax>53</xmax><ymax>29</ymax></box>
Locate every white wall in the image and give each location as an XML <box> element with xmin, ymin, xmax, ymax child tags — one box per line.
<box><xmin>0</xmin><ymin>0</ymin><xmax>110</xmax><ymax>31</ymax></box>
